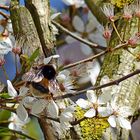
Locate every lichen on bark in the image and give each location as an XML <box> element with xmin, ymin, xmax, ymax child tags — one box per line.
<box><xmin>75</xmin><ymin>4</ymin><xmax>140</xmax><ymax>140</ymax></box>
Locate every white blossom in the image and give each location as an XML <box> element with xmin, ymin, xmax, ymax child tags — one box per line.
<box><xmin>86</xmin><ymin>61</ymin><xmax>100</xmax><ymax>86</ymax></box>
<box><xmin>8</xmin><ymin>113</ymin><xmax>30</xmax><ymax>131</ymax></box>
<box><xmin>76</xmin><ymin>90</ymin><xmax>111</xmax><ymax>118</ymax></box>
<box><xmin>43</xmin><ymin>55</ymin><xmax>59</xmax><ymax>65</ymax></box>
<box><xmin>47</xmin><ymin>100</ymin><xmax>59</xmax><ymax>117</ymax></box>
<box><xmin>62</xmin><ymin>0</ymin><xmax>85</xmax><ymax>8</ymax></box>
<box><xmin>123</xmin><ymin>4</ymin><xmax>133</xmax><ymax>20</ymax></box>
<box><xmin>135</xmin><ymin>0</ymin><xmax>140</xmax><ymax>18</ymax></box>
<box><xmin>107</xmin><ymin>102</ymin><xmax>133</xmax><ymax>130</ymax></box>
<box><xmin>65</xmin><ymin>15</ymin><xmax>106</xmax><ymax>55</ymax></box>
<box><xmin>7</xmin><ymin>80</ymin><xmax>29</xmax><ymax>121</ymax></box>
<box><xmin>7</xmin><ymin>80</ymin><xmax>18</xmax><ymax>97</ymax></box>
<box><xmin>59</xmin><ymin>105</ymin><xmax>75</xmax><ymax>130</ymax></box>
<box><xmin>56</xmin><ymin>70</ymin><xmax>76</xmax><ymax>93</ymax></box>
<box><xmin>101</xmin><ymin>4</ymin><xmax>115</xmax><ymax>21</ymax></box>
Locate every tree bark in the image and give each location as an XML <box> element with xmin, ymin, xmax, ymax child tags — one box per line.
<box><xmin>10</xmin><ymin>1</ymin><xmax>57</xmax><ymax>140</ymax></box>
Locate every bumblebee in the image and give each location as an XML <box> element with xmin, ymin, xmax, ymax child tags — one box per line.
<box><xmin>22</xmin><ymin>64</ymin><xmax>57</xmax><ymax>98</ymax></box>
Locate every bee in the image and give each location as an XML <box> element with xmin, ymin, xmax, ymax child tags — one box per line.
<box><xmin>22</xmin><ymin>64</ymin><xmax>58</xmax><ymax>98</ymax></box>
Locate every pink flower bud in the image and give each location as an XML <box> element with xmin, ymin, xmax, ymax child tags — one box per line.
<box><xmin>103</xmin><ymin>26</ymin><xmax>112</xmax><ymax>40</ymax></box>
<box><xmin>123</xmin><ymin>14</ymin><xmax>132</xmax><ymax>20</ymax></box>
<box><xmin>103</xmin><ymin>29</ymin><xmax>111</xmax><ymax>39</ymax></box>
<box><xmin>12</xmin><ymin>47</ymin><xmax>21</xmax><ymax>54</ymax></box>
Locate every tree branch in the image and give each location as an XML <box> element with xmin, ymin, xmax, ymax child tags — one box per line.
<box><xmin>54</xmin><ymin>69</ymin><xmax>140</xmax><ymax>100</ymax></box>
<box><xmin>62</xmin><ymin>42</ymin><xmax>128</xmax><ymax>70</ymax></box>
<box><xmin>52</xmin><ymin>20</ymin><xmax>106</xmax><ymax>50</ymax></box>
<box><xmin>0</xmin><ymin>11</ymin><xmax>9</xmax><ymax>19</ymax></box>
<box><xmin>0</xmin><ymin>5</ymin><xmax>9</xmax><ymax>10</ymax></box>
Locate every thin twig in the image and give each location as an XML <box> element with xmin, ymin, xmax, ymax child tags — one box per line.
<box><xmin>62</xmin><ymin>42</ymin><xmax>128</xmax><ymax>70</ymax></box>
<box><xmin>0</xmin><ymin>11</ymin><xmax>9</xmax><ymax>19</ymax></box>
<box><xmin>0</xmin><ymin>5</ymin><xmax>9</xmax><ymax>10</ymax></box>
<box><xmin>111</xmin><ymin>21</ymin><xmax>123</xmax><ymax>42</ymax></box>
<box><xmin>63</xmin><ymin>50</ymin><xmax>107</xmax><ymax>70</ymax></box>
<box><xmin>0</xmin><ymin>105</ymin><xmax>16</xmax><ymax>112</ymax></box>
<box><xmin>52</xmin><ymin>20</ymin><xmax>106</xmax><ymax>50</ymax></box>
<box><xmin>54</xmin><ymin>69</ymin><xmax>140</xmax><ymax>100</ymax></box>
<box><xmin>71</xmin><ymin>117</ymin><xmax>86</xmax><ymax>125</ymax></box>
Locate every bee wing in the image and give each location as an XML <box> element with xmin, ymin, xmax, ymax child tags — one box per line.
<box><xmin>33</xmin><ymin>70</ymin><xmax>44</xmax><ymax>82</ymax></box>
<box><xmin>22</xmin><ymin>72</ymin><xmax>37</xmax><ymax>82</ymax></box>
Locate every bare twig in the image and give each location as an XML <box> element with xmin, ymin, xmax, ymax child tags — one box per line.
<box><xmin>0</xmin><ymin>5</ymin><xmax>9</xmax><ymax>10</ymax></box>
<box><xmin>62</xmin><ymin>42</ymin><xmax>128</xmax><ymax>70</ymax></box>
<box><xmin>52</xmin><ymin>20</ymin><xmax>106</xmax><ymax>50</ymax></box>
<box><xmin>54</xmin><ymin>69</ymin><xmax>140</xmax><ymax>100</ymax></box>
<box><xmin>63</xmin><ymin>50</ymin><xmax>107</xmax><ymax>70</ymax></box>
<box><xmin>0</xmin><ymin>11</ymin><xmax>9</xmax><ymax>19</ymax></box>
<box><xmin>0</xmin><ymin>105</ymin><xmax>16</xmax><ymax>112</ymax></box>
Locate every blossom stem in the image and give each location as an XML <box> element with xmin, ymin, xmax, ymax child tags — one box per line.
<box><xmin>1</xmin><ymin>65</ymin><xmax>9</xmax><ymax>80</ymax></box>
<box><xmin>111</xmin><ymin>21</ymin><xmax>123</xmax><ymax>42</ymax></box>
<box><xmin>52</xmin><ymin>20</ymin><xmax>106</xmax><ymax>50</ymax></box>
<box><xmin>122</xmin><ymin>20</ymin><xmax>129</xmax><ymax>41</ymax></box>
<box><xmin>54</xmin><ymin>69</ymin><xmax>140</xmax><ymax>100</ymax></box>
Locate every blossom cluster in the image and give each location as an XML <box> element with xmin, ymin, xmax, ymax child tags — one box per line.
<box><xmin>6</xmin><ymin>72</ymin><xmax>133</xmax><ymax>132</ymax></box>
<box><xmin>0</xmin><ymin>0</ymin><xmax>139</xmax><ymax>139</ymax></box>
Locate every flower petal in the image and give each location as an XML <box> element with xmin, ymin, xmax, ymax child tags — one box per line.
<box><xmin>86</xmin><ymin>90</ymin><xmax>97</xmax><ymax>103</ymax></box>
<box><xmin>7</xmin><ymin>80</ymin><xmax>17</xmax><ymax>97</ymax></box>
<box><xmin>84</xmin><ymin>108</ymin><xmax>96</xmax><ymax>118</ymax></box>
<box><xmin>47</xmin><ymin>100</ymin><xmax>59</xmax><ymax>117</ymax></box>
<box><xmin>64</xmin><ymin>105</ymin><xmax>76</xmax><ymax>113</ymax></box>
<box><xmin>60</xmin><ymin>121</ymin><xmax>72</xmax><ymax>130</ymax></box>
<box><xmin>16</xmin><ymin>103</ymin><xmax>28</xmax><ymax>122</ymax></box>
<box><xmin>72</xmin><ymin>16</ymin><xmax>84</xmax><ymax>32</ymax></box>
<box><xmin>62</xmin><ymin>0</ymin><xmax>75</xmax><ymax>5</ymax></box>
<box><xmin>43</xmin><ymin>56</ymin><xmax>52</xmax><ymax>64</ymax></box>
<box><xmin>98</xmin><ymin>92</ymin><xmax>112</xmax><ymax>105</ymax></box>
<box><xmin>80</xmin><ymin>43</ymin><xmax>92</xmax><ymax>55</ymax></box>
<box><xmin>65</xmin><ymin>35</ymin><xmax>77</xmax><ymax>44</ymax></box>
<box><xmin>86</xmin><ymin>20</ymin><xmax>96</xmax><ymax>33</ymax></box>
<box><xmin>98</xmin><ymin>106</ymin><xmax>113</xmax><ymax>117</ymax></box>
<box><xmin>108</xmin><ymin>115</ymin><xmax>117</xmax><ymax>127</ymax></box>
<box><xmin>88</xmin><ymin>33</ymin><xmax>106</xmax><ymax>47</ymax></box>
<box><xmin>19</xmin><ymin>86</ymin><xmax>29</xmax><ymax>96</ymax></box>
<box><xmin>76</xmin><ymin>98</ymin><xmax>91</xmax><ymax>109</ymax></box>
<box><xmin>100</xmin><ymin>75</ymin><xmax>110</xmax><ymax>85</ymax></box>
<box><xmin>117</xmin><ymin>116</ymin><xmax>131</xmax><ymax>130</ymax></box>
<box><xmin>60</xmin><ymin>112</ymin><xmax>73</xmax><ymax>122</ymax></box>
<box><xmin>22</xmin><ymin>96</ymin><xmax>36</xmax><ymax>108</ymax></box>
<box><xmin>31</xmin><ymin>99</ymin><xmax>47</xmax><ymax>115</ymax></box>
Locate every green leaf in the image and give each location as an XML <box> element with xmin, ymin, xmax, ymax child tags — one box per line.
<box><xmin>0</xmin><ymin>93</ymin><xmax>10</xmax><ymax>99</ymax></box>
<box><xmin>28</xmin><ymin>48</ymin><xmax>40</xmax><ymax>63</ymax></box>
<box><xmin>0</xmin><ymin>111</ymin><xmax>11</xmax><ymax>121</ymax></box>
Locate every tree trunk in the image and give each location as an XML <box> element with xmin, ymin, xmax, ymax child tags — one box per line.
<box><xmin>10</xmin><ymin>0</ymin><xmax>57</xmax><ymax>139</ymax></box>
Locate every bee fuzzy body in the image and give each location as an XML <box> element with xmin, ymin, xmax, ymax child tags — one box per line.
<box><xmin>23</xmin><ymin>64</ymin><xmax>57</xmax><ymax>98</ymax></box>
